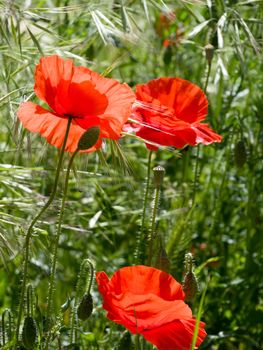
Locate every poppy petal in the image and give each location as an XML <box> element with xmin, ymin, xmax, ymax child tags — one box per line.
<box><xmin>63</xmin><ymin>80</ymin><xmax>108</xmax><ymax>118</ymax></box>
<box><xmin>192</xmin><ymin>123</ymin><xmax>222</xmax><ymax>145</ymax></box>
<box><xmin>104</xmin><ymin>266</ymin><xmax>185</xmax><ymax>301</ymax></box>
<box><xmin>102</xmin><ymin>291</ymin><xmax>192</xmax><ymax>332</ymax></box>
<box><xmin>136</xmin><ymin>77</ymin><xmax>208</xmax><ymax>123</ymax></box>
<box><xmin>136</xmin><ymin>126</ymin><xmax>197</xmax><ymax>149</ymax></box>
<box><xmin>17</xmin><ymin>102</ymin><xmax>100</xmax><ymax>153</ymax></box>
<box><xmin>64</xmin><ymin>66</ymin><xmax>135</xmax><ymax>138</ymax></box>
<box><xmin>142</xmin><ymin>319</ymin><xmax>207</xmax><ymax>350</ymax></box>
<box><xmin>86</xmin><ymin>69</ymin><xmax>136</xmax><ymax>138</ymax></box>
<box><xmin>34</xmin><ymin>55</ymin><xmax>74</xmax><ymax>115</ymax></box>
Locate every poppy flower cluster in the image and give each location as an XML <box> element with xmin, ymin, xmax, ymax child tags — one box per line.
<box><xmin>96</xmin><ymin>265</ymin><xmax>207</xmax><ymax>350</ymax></box>
<box><xmin>128</xmin><ymin>77</ymin><xmax>222</xmax><ymax>150</ymax></box>
<box><xmin>18</xmin><ymin>56</ymin><xmax>221</xmax><ymax>153</ymax></box>
<box><xmin>18</xmin><ymin>55</ymin><xmax>135</xmax><ymax>152</ymax></box>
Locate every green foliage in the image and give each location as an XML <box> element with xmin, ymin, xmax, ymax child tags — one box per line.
<box><xmin>0</xmin><ymin>0</ymin><xmax>262</xmax><ymax>349</ymax></box>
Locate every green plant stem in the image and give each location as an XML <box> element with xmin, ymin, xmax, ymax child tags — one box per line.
<box><xmin>192</xmin><ymin>61</ymin><xmax>211</xmax><ymax>206</ymax></box>
<box><xmin>135</xmin><ymin>333</ymin><xmax>141</xmax><ymax>350</ymax></box>
<box><xmin>190</xmin><ymin>279</ymin><xmax>208</xmax><ymax>350</ymax></box>
<box><xmin>45</xmin><ymin>149</ymin><xmax>78</xmax><ymax>350</ymax></box>
<box><xmin>135</xmin><ymin>150</ymin><xmax>153</xmax><ymax>264</ymax></box>
<box><xmin>15</xmin><ymin>117</ymin><xmax>72</xmax><ymax>345</ymax></box>
<box><xmin>204</xmin><ymin>61</ymin><xmax>211</xmax><ymax>95</ymax></box>
<box><xmin>147</xmin><ymin>187</ymin><xmax>160</xmax><ymax>266</ymax></box>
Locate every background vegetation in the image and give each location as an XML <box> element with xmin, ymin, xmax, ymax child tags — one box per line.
<box><xmin>0</xmin><ymin>0</ymin><xmax>262</xmax><ymax>349</ymax></box>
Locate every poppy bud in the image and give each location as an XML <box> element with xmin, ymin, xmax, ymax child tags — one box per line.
<box><xmin>153</xmin><ymin>166</ymin><xmax>165</xmax><ymax>188</ymax></box>
<box><xmin>22</xmin><ymin>316</ymin><xmax>37</xmax><ymax>349</ymax></box>
<box><xmin>204</xmin><ymin>44</ymin><xmax>214</xmax><ymax>64</ymax></box>
<box><xmin>117</xmin><ymin>330</ymin><xmax>132</xmax><ymax>350</ymax></box>
<box><xmin>183</xmin><ymin>271</ymin><xmax>199</xmax><ymax>302</ymax></box>
<box><xmin>234</xmin><ymin>140</ymin><xmax>247</xmax><ymax>168</ymax></box>
<box><xmin>183</xmin><ymin>253</ymin><xmax>199</xmax><ymax>302</ymax></box>
<box><xmin>77</xmin><ymin>126</ymin><xmax>100</xmax><ymax>150</ymax></box>
<box><xmin>77</xmin><ymin>293</ymin><xmax>93</xmax><ymax>321</ymax></box>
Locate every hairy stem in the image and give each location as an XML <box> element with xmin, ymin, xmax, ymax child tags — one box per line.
<box><xmin>147</xmin><ymin>187</ymin><xmax>160</xmax><ymax>266</ymax></box>
<box><xmin>135</xmin><ymin>150</ymin><xmax>153</xmax><ymax>264</ymax></box>
<box><xmin>45</xmin><ymin>149</ymin><xmax>78</xmax><ymax>349</ymax></box>
<box><xmin>16</xmin><ymin>117</ymin><xmax>72</xmax><ymax>345</ymax></box>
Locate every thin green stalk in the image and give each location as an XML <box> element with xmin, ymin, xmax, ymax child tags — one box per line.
<box><xmin>192</xmin><ymin>61</ymin><xmax>211</xmax><ymax>206</ymax></box>
<box><xmin>204</xmin><ymin>61</ymin><xmax>211</xmax><ymax>95</ymax></box>
<box><xmin>16</xmin><ymin>117</ymin><xmax>72</xmax><ymax>345</ymax></box>
<box><xmin>135</xmin><ymin>150</ymin><xmax>153</xmax><ymax>264</ymax></box>
<box><xmin>135</xmin><ymin>333</ymin><xmax>141</xmax><ymax>350</ymax></box>
<box><xmin>45</xmin><ymin>149</ymin><xmax>78</xmax><ymax>349</ymax></box>
<box><xmin>190</xmin><ymin>280</ymin><xmax>208</xmax><ymax>350</ymax></box>
<box><xmin>147</xmin><ymin>186</ymin><xmax>160</xmax><ymax>266</ymax></box>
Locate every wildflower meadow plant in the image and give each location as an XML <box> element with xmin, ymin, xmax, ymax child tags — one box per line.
<box><xmin>15</xmin><ymin>54</ymin><xmax>135</xmax><ymax>348</ymax></box>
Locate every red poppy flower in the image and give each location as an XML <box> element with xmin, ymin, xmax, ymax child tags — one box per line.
<box><xmin>128</xmin><ymin>77</ymin><xmax>222</xmax><ymax>150</ymax></box>
<box><xmin>96</xmin><ymin>265</ymin><xmax>207</xmax><ymax>350</ymax></box>
<box><xmin>18</xmin><ymin>55</ymin><xmax>135</xmax><ymax>152</ymax></box>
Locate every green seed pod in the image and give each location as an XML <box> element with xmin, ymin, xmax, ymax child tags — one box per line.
<box><xmin>183</xmin><ymin>271</ymin><xmax>199</xmax><ymax>302</ymax></box>
<box><xmin>117</xmin><ymin>330</ymin><xmax>132</xmax><ymax>350</ymax></box>
<box><xmin>77</xmin><ymin>126</ymin><xmax>100</xmax><ymax>151</ymax></box>
<box><xmin>22</xmin><ymin>316</ymin><xmax>37</xmax><ymax>349</ymax></box>
<box><xmin>77</xmin><ymin>293</ymin><xmax>93</xmax><ymax>321</ymax></box>
<box><xmin>153</xmin><ymin>165</ymin><xmax>165</xmax><ymax>188</ymax></box>
<box><xmin>204</xmin><ymin>44</ymin><xmax>214</xmax><ymax>63</ymax></box>
<box><xmin>234</xmin><ymin>140</ymin><xmax>247</xmax><ymax>168</ymax></box>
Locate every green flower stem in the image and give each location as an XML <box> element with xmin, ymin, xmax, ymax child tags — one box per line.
<box><xmin>192</xmin><ymin>61</ymin><xmax>211</xmax><ymax>206</ymax></box>
<box><xmin>16</xmin><ymin>117</ymin><xmax>72</xmax><ymax>345</ymax></box>
<box><xmin>135</xmin><ymin>150</ymin><xmax>153</xmax><ymax>264</ymax></box>
<box><xmin>147</xmin><ymin>186</ymin><xmax>160</xmax><ymax>266</ymax></box>
<box><xmin>135</xmin><ymin>333</ymin><xmax>141</xmax><ymax>350</ymax></box>
<box><xmin>45</xmin><ymin>149</ymin><xmax>78</xmax><ymax>350</ymax></box>
<box><xmin>203</xmin><ymin>61</ymin><xmax>211</xmax><ymax>95</ymax></box>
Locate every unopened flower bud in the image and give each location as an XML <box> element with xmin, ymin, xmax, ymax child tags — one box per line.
<box><xmin>183</xmin><ymin>271</ymin><xmax>199</xmax><ymax>302</ymax></box>
<box><xmin>153</xmin><ymin>166</ymin><xmax>165</xmax><ymax>188</ymax></box>
<box><xmin>22</xmin><ymin>316</ymin><xmax>37</xmax><ymax>349</ymax></box>
<box><xmin>77</xmin><ymin>293</ymin><xmax>93</xmax><ymax>321</ymax></box>
<box><xmin>204</xmin><ymin>44</ymin><xmax>214</xmax><ymax>64</ymax></box>
<box><xmin>77</xmin><ymin>126</ymin><xmax>100</xmax><ymax>150</ymax></box>
<box><xmin>234</xmin><ymin>140</ymin><xmax>247</xmax><ymax>168</ymax></box>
